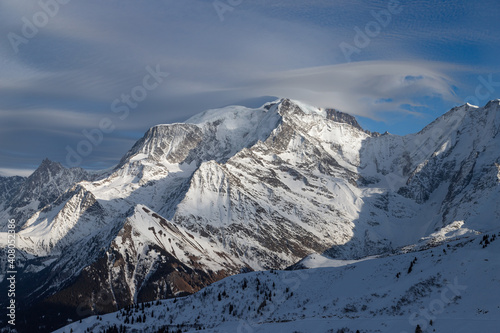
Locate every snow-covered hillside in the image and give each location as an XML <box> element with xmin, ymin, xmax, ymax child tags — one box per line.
<box><xmin>56</xmin><ymin>228</ymin><xmax>500</xmax><ymax>333</ymax></box>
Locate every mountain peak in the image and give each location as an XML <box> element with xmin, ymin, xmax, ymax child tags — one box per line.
<box><xmin>5</xmin><ymin>158</ymin><xmax>92</xmax><ymax>222</ymax></box>
<box><xmin>277</xmin><ymin>98</ymin><xmax>374</xmax><ymax>135</ymax></box>
<box><xmin>27</xmin><ymin>158</ymin><xmax>67</xmax><ymax>180</ymax></box>
<box><xmin>484</xmin><ymin>99</ymin><xmax>500</xmax><ymax>110</ymax></box>
<box><xmin>39</xmin><ymin>157</ymin><xmax>63</xmax><ymax>170</ymax></box>
<box><xmin>117</xmin><ymin>102</ymin><xmax>282</xmax><ymax>169</ymax></box>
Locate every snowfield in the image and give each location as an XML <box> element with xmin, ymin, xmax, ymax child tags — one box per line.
<box><xmin>55</xmin><ymin>228</ymin><xmax>500</xmax><ymax>333</ymax></box>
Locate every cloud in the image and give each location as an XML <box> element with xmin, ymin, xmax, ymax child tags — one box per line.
<box><xmin>0</xmin><ymin>0</ymin><xmax>498</xmax><ymax>175</ymax></box>
<box><xmin>0</xmin><ymin>168</ymin><xmax>34</xmax><ymax>177</ymax></box>
<box><xmin>185</xmin><ymin>60</ymin><xmax>470</xmax><ymax>119</ymax></box>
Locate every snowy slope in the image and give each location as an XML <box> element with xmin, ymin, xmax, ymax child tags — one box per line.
<box><xmin>55</xmin><ymin>228</ymin><xmax>500</xmax><ymax>333</ymax></box>
<box><xmin>47</xmin><ymin>204</ymin><xmax>246</xmax><ymax>314</ymax></box>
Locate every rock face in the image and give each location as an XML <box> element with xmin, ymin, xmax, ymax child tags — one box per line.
<box><xmin>1</xmin><ymin>98</ymin><xmax>499</xmax><ymax>332</ymax></box>
<box><xmin>0</xmin><ymin>175</ymin><xmax>25</xmax><ymax>209</ymax></box>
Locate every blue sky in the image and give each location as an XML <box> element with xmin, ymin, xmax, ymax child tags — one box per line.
<box><xmin>0</xmin><ymin>0</ymin><xmax>499</xmax><ymax>176</ymax></box>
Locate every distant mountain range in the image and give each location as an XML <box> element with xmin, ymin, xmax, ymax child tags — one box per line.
<box><xmin>1</xmin><ymin>98</ymin><xmax>499</xmax><ymax>332</ymax></box>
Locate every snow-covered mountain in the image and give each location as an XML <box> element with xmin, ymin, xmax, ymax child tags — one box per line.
<box><xmin>0</xmin><ymin>98</ymin><xmax>499</xmax><ymax>332</ymax></box>
<box><xmin>0</xmin><ymin>159</ymin><xmax>98</xmax><ymax>230</ymax></box>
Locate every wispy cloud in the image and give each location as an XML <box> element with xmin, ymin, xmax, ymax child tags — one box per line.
<box><xmin>188</xmin><ymin>60</ymin><xmax>470</xmax><ymax>119</ymax></box>
<box><xmin>0</xmin><ymin>0</ymin><xmax>498</xmax><ymax>174</ymax></box>
<box><xmin>0</xmin><ymin>167</ymin><xmax>34</xmax><ymax>177</ymax></box>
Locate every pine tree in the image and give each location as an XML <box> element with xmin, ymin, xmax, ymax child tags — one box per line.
<box><xmin>408</xmin><ymin>261</ymin><xmax>414</xmax><ymax>274</ymax></box>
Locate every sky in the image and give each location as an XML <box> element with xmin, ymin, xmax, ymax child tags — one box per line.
<box><xmin>0</xmin><ymin>0</ymin><xmax>499</xmax><ymax>176</ymax></box>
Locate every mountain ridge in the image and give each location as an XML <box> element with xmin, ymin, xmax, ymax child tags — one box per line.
<box><xmin>0</xmin><ymin>98</ymin><xmax>499</xmax><ymax>332</ymax></box>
